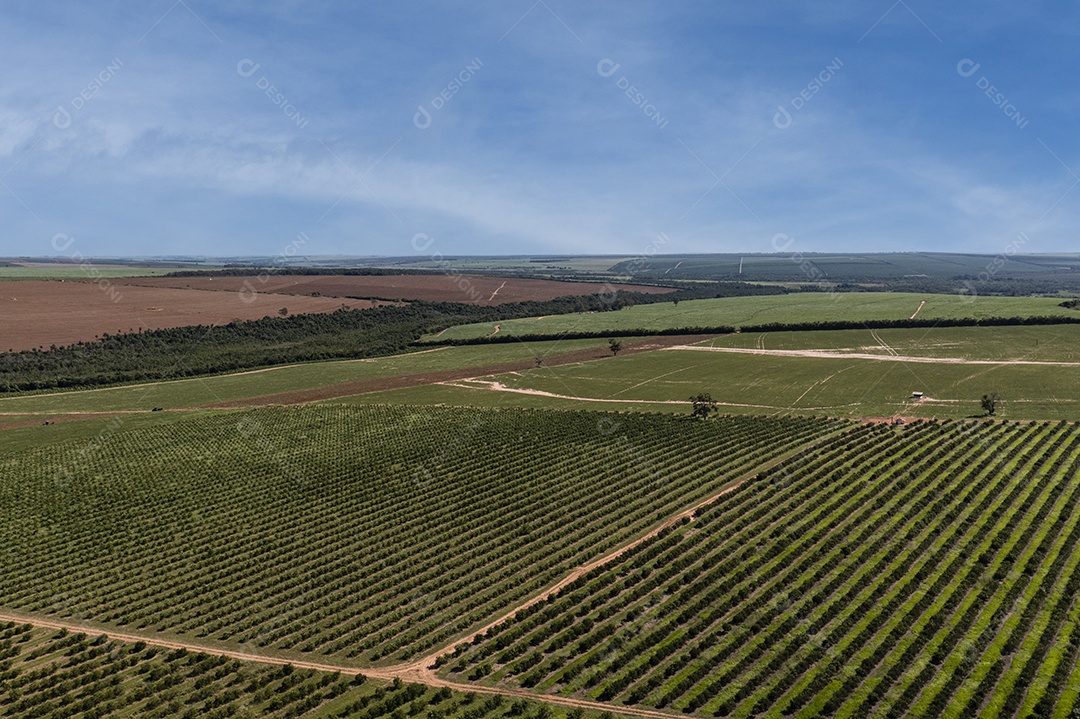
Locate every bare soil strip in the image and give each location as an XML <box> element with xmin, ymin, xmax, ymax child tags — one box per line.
<box><xmin>909</xmin><ymin>299</ymin><xmax>926</xmax><ymax>320</ymax></box>
<box><xmin>667</xmin><ymin>345</ymin><xmax>1080</xmax><ymax>366</ymax></box>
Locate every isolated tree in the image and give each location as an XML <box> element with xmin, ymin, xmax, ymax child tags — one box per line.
<box><xmin>278</xmin><ymin>307</ymin><xmax>288</xmax><ymax>316</ymax></box>
<box><xmin>608</xmin><ymin>339</ymin><xmax>622</xmax><ymax>356</ymax></box>
<box><xmin>689</xmin><ymin>393</ymin><xmax>718</xmax><ymax>419</ymax></box>
<box><xmin>673</xmin><ymin>298</ymin><xmax>679</xmax><ymax>306</ymax></box>
<box><xmin>534</xmin><ymin>356</ymin><xmax>543</xmax><ymax>368</ymax></box>
<box><xmin>981</xmin><ymin>392</ymin><xmax>1000</xmax><ymax>416</ymax></box>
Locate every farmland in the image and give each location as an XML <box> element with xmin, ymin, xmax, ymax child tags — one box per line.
<box><xmin>0</xmin><ymin>280</ymin><xmax>372</xmax><ymax>352</ymax></box>
<box><xmin>6</xmin><ymin>257</ymin><xmax>1080</xmax><ymax>719</ymax></box>
<box><xmin>0</xmin><ymin>264</ymin><xmax>179</xmax><ymax>279</ymax></box>
<box><xmin>0</xmin><ymin>339</ymin><xmax>617</xmax><ymax>416</ymax></box>
<box><xmin>703</xmin><ymin>324</ymin><xmax>1080</xmax><ymax>362</ymax></box>
<box><xmin>0</xmin><ymin>622</ymin><xmax>606</xmax><ymax>719</ymax></box>
<box><xmin>0</xmin><ymin>621</ymin><xmax>363</xmax><ymax>718</ymax></box>
<box><xmin>424</xmin><ymin>293</ymin><xmax>1076</xmax><ymax>342</ymax></box>
<box><xmin>444</xmin><ymin>419</ymin><xmax>1080</xmax><ymax>718</ymax></box>
<box><xmin>347</xmin><ymin>325</ymin><xmax>1080</xmax><ymax>421</ymax></box>
<box><xmin>112</xmin><ymin>274</ymin><xmax>674</xmax><ymax>305</ymax></box>
<box><xmin>0</xmin><ymin>405</ymin><xmax>837</xmax><ymax>665</ymax></box>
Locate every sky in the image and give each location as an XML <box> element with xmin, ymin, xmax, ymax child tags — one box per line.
<box><xmin>1</xmin><ymin>1</ymin><xmax>1078</xmax><ymax>258</ymax></box>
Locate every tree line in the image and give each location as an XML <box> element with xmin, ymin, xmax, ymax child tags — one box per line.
<box><xmin>0</xmin><ymin>283</ymin><xmax>778</xmax><ymax>392</ymax></box>
<box><xmin>421</xmin><ymin>314</ymin><xmax>1080</xmax><ymax>347</ymax></box>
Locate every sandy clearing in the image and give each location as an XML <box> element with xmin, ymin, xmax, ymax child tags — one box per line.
<box><xmin>909</xmin><ymin>300</ymin><xmax>927</xmax><ymax>320</ymax></box>
<box><xmin>666</xmin><ymin>345</ymin><xmax>1080</xmax><ymax>367</ymax></box>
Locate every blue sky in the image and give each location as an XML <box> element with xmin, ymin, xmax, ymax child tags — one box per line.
<box><xmin>1</xmin><ymin>1</ymin><xmax>1077</xmax><ymax>258</ymax></box>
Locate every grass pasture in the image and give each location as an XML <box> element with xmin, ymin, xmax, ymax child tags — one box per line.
<box><xmin>705</xmin><ymin>324</ymin><xmax>1080</xmax><ymax>362</ymax></box>
<box><xmin>0</xmin><ymin>265</ymin><xmax>177</xmax><ymax>279</ymax></box>
<box><xmin>344</xmin><ymin>346</ymin><xmax>1080</xmax><ymax>421</ymax></box>
<box><xmin>424</xmin><ymin>293</ymin><xmax>1075</xmax><ymax>342</ymax></box>
<box><xmin>0</xmin><ymin>405</ymin><xmax>837</xmax><ymax>665</ymax></box>
<box><xmin>0</xmin><ymin>339</ymin><xmax>614</xmax><ymax>416</ymax></box>
<box><xmin>446</xmin><ymin>419</ymin><xmax>1080</xmax><ymax>718</ymax></box>
<box><xmin>350</xmin><ymin>325</ymin><xmax>1080</xmax><ymax>421</ymax></box>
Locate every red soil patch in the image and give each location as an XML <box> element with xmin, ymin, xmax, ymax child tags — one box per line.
<box><xmin>0</xmin><ymin>280</ymin><xmax>386</xmax><ymax>352</ymax></box>
<box><xmin>110</xmin><ymin>274</ymin><xmax>674</xmax><ymax>305</ymax></box>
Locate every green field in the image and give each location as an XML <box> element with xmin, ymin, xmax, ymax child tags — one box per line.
<box><xmin>0</xmin><ymin>339</ymin><xmax>612</xmax><ymax>417</ymax></box>
<box><xmin>705</xmin><ymin>324</ymin><xmax>1080</xmax><ymax>362</ymax></box>
<box><xmin>0</xmin><ymin>266</ymin><xmax>177</xmax><ymax>279</ymax></box>
<box><xmin>446</xmin><ymin>419</ymin><xmax>1080</xmax><ymax>718</ymax></box>
<box><xmin>425</xmin><ymin>293</ymin><xmax>1075</xmax><ymax>342</ymax></box>
<box><xmin>0</xmin><ymin>405</ymin><xmax>836</xmax><ymax>665</ymax></box>
<box><xmin>344</xmin><ymin>329</ymin><xmax>1080</xmax><ymax>421</ymax></box>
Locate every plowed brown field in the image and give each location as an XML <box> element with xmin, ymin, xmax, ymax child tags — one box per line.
<box><xmin>111</xmin><ymin>273</ymin><xmax>673</xmax><ymax>305</ymax></box>
<box><xmin>0</xmin><ymin>280</ymin><xmax>382</xmax><ymax>352</ymax></box>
